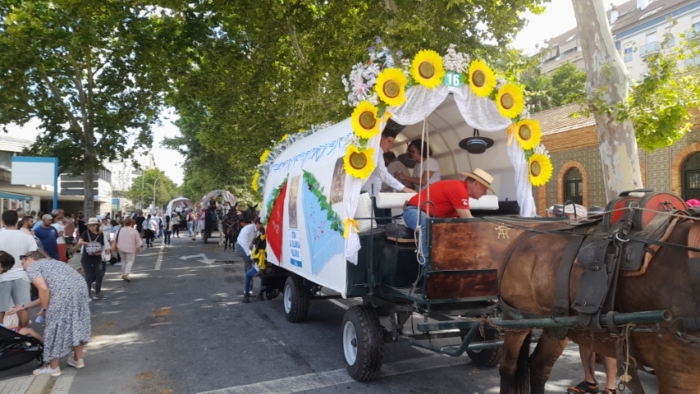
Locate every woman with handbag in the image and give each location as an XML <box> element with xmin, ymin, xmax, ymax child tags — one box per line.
<box><xmin>77</xmin><ymin>218</ymin><xmax>107</xmax><ymax>300</ymax></box>
<box><xmin>115</xmin><ymin>217</ymin><xmax>142</xmax><ymax>282</ymax></box>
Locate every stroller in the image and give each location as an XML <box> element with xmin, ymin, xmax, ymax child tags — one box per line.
<box><xmin>0</xmin><ymin>326</ymin><xmax>43</xmax><ymax>371</ymax></box>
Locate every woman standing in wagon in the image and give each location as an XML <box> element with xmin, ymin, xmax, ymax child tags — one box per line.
<box><xmin>10</xmin><ymin>250</ymin><xmax>91</xmax><ymax>376</ymax></box>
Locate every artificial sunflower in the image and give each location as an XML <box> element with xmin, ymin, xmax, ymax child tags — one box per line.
<box><xmin>528</xmin><ymin>153</ymin><xmax>553</xmax><ymax>187</ymax></box>
<box><xmin>515</xmin><ymin>119</ymin><xmax>542</xmax><ymax>151</ymax></box>
<box><xmin>351</xmin><ymin>101</ymin><xmax>380</xmax><ymax>139</ymax></box>
<box><xmin>280</xmin><ymin>134</ymin><xmax>289</xmax><ymax>142</ymax></box>
<box><xmin>343</xmin><ymin>145</ymin><xmax>376</xmax><ymax>180</ymax></box>
<box><xmin>467</xmin><ymin>60</ymin><xmax>496</xmax><ymax>97</ymax></box>
<box><xmin>259</xmin><ymin>149</ymin><xmax>271</xmax><ymax>165</ymax></box>
<box><xmin>375</xmin><ymin>68</ymin><xmax>408</xmax><ymax>107</ymax></box>
<box><xmin>410</xmin><ymin>50</ymin><xmax>445</xmax><ymax>89</ymax></box>
<box><xmin>252</xmin><ymin>171</ymin><xmax>261</xmax><ymax>192</ymax></box>
<box><xmin>496</xmin><ymin>83</ymin><xmax>525</xmax><ymax>119</ymax></box>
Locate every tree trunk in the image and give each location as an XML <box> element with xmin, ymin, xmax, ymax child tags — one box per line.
<box><xmin>572</xmin><ymin>0</ymin><xmax>643</xmax><ymax>201</ymax></box>
<box><xmin>83</xmin><ymin>165</ymin><xmax>95</xmax><ymax>219</ymax></box>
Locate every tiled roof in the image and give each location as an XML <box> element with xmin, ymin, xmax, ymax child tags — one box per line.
<box><xmin>0</xmin><ymin>135</ymin><xmax>32</xmax><ymax>145</ymax></box>
<box><xmin>531</xmin><ymin>104</ymin><xmax>595</xmax><ymax>135</ymax></box>
<box><xmin>611</xmin><ymin>0</ymin><xmax>690</xmax><ymax>33</ymax></box>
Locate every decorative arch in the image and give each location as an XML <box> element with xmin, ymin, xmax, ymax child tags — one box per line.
<box><xmin>557</xmin><ymin>160</ymin><xmax>589</xmax><ymax>208</ymax></box>
<box><xmin>672</xmin><ymin>142</ymin><xmax>700</xmax><ymax>195</ymax></box>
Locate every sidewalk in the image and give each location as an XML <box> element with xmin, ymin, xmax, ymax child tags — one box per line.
<box><xmin>0</xmin><ymin>376</ymin><xmax>32</xmax><ymax>394</ymax></box>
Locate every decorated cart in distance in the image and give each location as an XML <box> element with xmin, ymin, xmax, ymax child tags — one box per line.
<box><xmin>254</xmin><ymin>44</ymin><xmax>673</xmax><ymax>382</ymax></box>
<box><xmin>199</xmin><ymin>190</ymin><xmax>237</xmax><ymax>244</ymax></box>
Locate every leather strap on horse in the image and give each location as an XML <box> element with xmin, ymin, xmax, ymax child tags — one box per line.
<box><xmin>687</xmin><ymin>222</ymin><xmax>700</xmax><ymax>321</ymax></box>
<box><xmin>552</xmin><ymin>227</ymin><xmax>590</xmax><ymax>316</ymax></box>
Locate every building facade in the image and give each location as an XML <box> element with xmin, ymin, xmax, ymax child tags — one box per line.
<box><xmin>532</xmin><ymin>104</ymin><xmax>700</xmax><ymax>213</ymax></box>
<box><xmin>540</xmin><ymin>0</ymin><xmax>700</xmax><ymax>81</ymax></box>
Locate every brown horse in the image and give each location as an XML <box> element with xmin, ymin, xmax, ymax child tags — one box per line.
<box><xmin>498</xmin><ymin>220</ymin><xmax>700</xmax><ymax>394</ymax></box>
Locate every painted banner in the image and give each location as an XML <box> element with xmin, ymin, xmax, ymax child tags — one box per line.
<box><xmin>261</xmin><ymin>119</ymin><xmax>354</xmax><ymax>296</ymax></box>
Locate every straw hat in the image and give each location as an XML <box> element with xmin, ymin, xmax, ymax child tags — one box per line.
<box><xmin>86</xmin><ymin>217</ymin><xmax>100</xmax><ymax>226</ymax></box>
<box><xmin>460</xmin><ymin>168</ymin><xmax>496</xmax><ymax>194</ymax></box>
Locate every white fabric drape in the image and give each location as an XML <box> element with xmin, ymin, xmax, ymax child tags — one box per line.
<box><xmin>344</xmin><ymin>132</ymin><xmax>382</xmax><ymax>264</ymax></box>
<box><xmin>507</xmin><ymin>141</ymin><xmax>537</xmax><ymax>217</ymax></box>
<box><xmin>386</xmin><ymin>84</ymin><xmax>536</xmax><ymax>218</ymax></box>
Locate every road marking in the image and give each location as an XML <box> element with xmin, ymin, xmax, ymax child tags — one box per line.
<box><xmin>179</xmin><ymin>253</ymin><xmax>216</xmax><ymax>264</ymax></box>
<box><xmin>328</xmin><ymin>298</ymin><xmax>349</xmax><ymax>310</ymax></box>
<box><xmin>196</xmin><ymin>354</ymin><xmax>468</xmax><ymax>394</ymax></box>
<box><xmin>155</xmin><ymin>243</ymin><xmax>165</xmax><ymax>270</ymax></box>
<box><xmin>50</xmin><ymin>368</ymin><xmax>77</xmax><ymax>393</ymax></box>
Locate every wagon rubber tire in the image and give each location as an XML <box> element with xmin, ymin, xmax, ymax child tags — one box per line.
<box><xmin>342</xmin><ymin>305</ymin><xmax>384</xmax><ymax>382</ymax></box>
<box><xmin>463</xmin><ymin>327</ymin><xmax>501</xmax><ymax>367</ymax></box>
<box><xmin>283</xmin><ymin>275</ymin><xmax>310</xmax><ymax>323</ymax></box>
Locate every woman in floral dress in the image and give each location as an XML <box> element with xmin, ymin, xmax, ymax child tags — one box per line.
<box><xmin>10</xmin><ymin>250</ymin><xmax>91</xmax><ymax>376</ymax></box>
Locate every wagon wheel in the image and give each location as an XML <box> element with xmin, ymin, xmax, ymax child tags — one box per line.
<box><xmin>342</xmin><ymin>305</ymin><xmax>383</xmax><ymax>382</ymax></box>
<box><xmin>283</xmin><ymin>275</ymin><xmax>310</xmax><ymax>323</ymax></box>
<box><xmin>461</xmin><ymin>326</ymin><xmax>501</xmax><ymax>367</ymax></box>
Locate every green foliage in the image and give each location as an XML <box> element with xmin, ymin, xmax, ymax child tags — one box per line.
<box><xmin>262</xmin><ymin>177</ymin><xmax>288</xmax><ymax>226</ymax></box>
<box><xmin>522</xmin><ymin>67</ymin><xmax>554</xmax><ymax>113</ymax></box>
<box><xmin>163</xmin><ymin>0</ymin><xmax>549</xmax><ymax>195</ymax></box>
<box><xmin>618</xmin><ymin>34</ymin><xmax>700</xmax><ymax>151</ymax></box>
<box><xmin>549</xmin><ymin>62</ymin><xmax>587</xmax><ymax>106</ymax></box>
<box><xmin>126</xmin><ymin>168</ymin><xmax>180</xmax><ymax>210</ymax></box>
<box><xmin>302</xmin><ymin>171</ymin><xmax>343</xmax><ymax>233</ymax></box>
<box><xmin>0</xmin><ymin>0</ymin><xmax>174</xmax><ymax>216</ymax></box>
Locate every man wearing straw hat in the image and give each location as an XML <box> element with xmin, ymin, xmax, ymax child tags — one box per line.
<box><xmin>402</xmin><ymin>168</ymin><xmax>495</xmax><ymax>264</ymax></box>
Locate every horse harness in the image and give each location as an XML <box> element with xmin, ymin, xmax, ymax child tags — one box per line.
<box><xmin>500</xmin><ymin>191</ymin><xmax>700</xmax><ymax>336</ymax></box>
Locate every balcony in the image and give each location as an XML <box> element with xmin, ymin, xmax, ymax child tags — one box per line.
<box><xmin>639</xmin><ymin>41</ymin><xmax>660</xmax><ymax>57</ymax></box>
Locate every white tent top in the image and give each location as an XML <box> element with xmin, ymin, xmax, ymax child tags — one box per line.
<box><xmin>165</xmin><ymin>197</ymin><xmax>194</xmax><ymax>218</ymax></box>
<box><xmin>199</xmin><ymin>190</ymin><xmax>237</xmax><ymax>209</ymax></box>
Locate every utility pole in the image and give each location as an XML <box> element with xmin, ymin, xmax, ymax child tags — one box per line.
<box><xmin>152</xmin><ymin>177</ymin><xmax>161</xmax><ymax>212</ymax></box>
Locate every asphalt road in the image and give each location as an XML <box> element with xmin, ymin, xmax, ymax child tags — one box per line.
<box><xmin>0</xmin><ymin>234</ymin><xmax>659</xmax><ymax>394</ymax></box>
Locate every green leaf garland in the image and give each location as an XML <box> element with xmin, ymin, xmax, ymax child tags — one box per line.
<box><xmin>303</xmin><ymin>170</ymin><xmax>344</xmax><ymax>234</ymax></box>
<box><xmin>262</xmin><ymin>176</ymin><xmax>287</xmax><ymax>226</ymax></box>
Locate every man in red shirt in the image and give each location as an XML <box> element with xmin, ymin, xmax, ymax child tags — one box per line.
<box><xmin>402</xmin><ymin>168</ymin><xmax>495</xmax><ymax>264</ymax></box>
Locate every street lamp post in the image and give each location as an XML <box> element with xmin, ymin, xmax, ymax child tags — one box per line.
<box><xmin>152</xmin><ymin>177</ymin><xmax>161</xmax><ymax>212</ymax></box>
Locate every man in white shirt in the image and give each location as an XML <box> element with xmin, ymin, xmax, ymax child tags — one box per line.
<box><xmin>361</xmin><ymin>128</ymin><xmax>414</xmax><ymax>195</ymax></box>
<box><xmin>235</xmin><ymin>218</ymin><xmax>263</xmax><ymax>295</ymax></box>
<box><xmin>0</xmin><ymin>210</ymin><xmax>38</xmax><ymax>327</ymax></box>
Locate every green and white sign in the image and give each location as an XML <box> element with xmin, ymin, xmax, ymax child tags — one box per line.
<box><xmin>444</xmin><ymin>71</ymin><xmax>463</xmax><ymax>88</ymax></box>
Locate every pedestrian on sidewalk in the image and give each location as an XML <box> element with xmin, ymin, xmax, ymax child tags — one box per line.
<box><xmin>144</xmin><ymin>214</ymin><xmax>156</xmax><ymax>248</ymax></box>
<box><xmin>163</xmin><ymin>215</ymin><xmax>173</xmax><ymax>247</ymax></box>
<box><xmin>34</xmin><ymin>215</ymin><xmax>60</xmax><ymax>260</ymax></box>
<box><xmin>187</xmin><ymin>210</ymin><xmax>195</xmax><ymax>239</ymax></box>
<box><xmin>0</xmin><ymin>210</ymin><xmax>38</xmax><ymax>328</ymax></box>
<box><xmin>77</xmin><ymin>218</ymin><xmax>107</xmax><ymax>300</ymax></box>
<box><xmin>156</xmin><ymin>213</ymin><xmax>163</xmax><ymax>239</ymax></box>
<box><xmin>10</xmin><ymin>250</ymin><xmax>91</xmax><ymax>377</ymax></box>
<box><xmin>115</xmin><ymin>217</ymin><xmax>142</xmax><ymax>282</ymax></box>
<box><xmin>172</xmin><ymin>213</ymin><xmax>180</xmax><ymax>238</ymax></box>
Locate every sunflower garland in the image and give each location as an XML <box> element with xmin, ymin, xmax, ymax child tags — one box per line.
<box><xmin>259</xmin><ymin>149</ymin><xmax>271</xmax><ymax>165</ymax></box>
<box><xmin>410</xmin><ymin>50</ymin><xmax>445</xmax><ymax>89</ymax></box>
<box><xmin>467</xmin><ymin>60</ymin><xmax>496</xmax><ymax>98</ymax></box>
<box><xmin>528</xmin><ymin>153</ymin><xmax>553</xmax><ymax>186</ymax></box>
<box><xmin>351</xmin><ymin>101</ymin><xmax>381</xmax><ymax>139</ymax></box>
<box><xmin>252</xmin><ymin>171</ymin><xmax>261</xmax><ymax>192</ymax></box>
<box><xmin>496</xmin><ymin>83</ymin><xmax>525</xmax><ymax>119</ymax></box>
<box><xmin>514</xmin><ymin>119</ymin><xmax>542</xmax><ymax>151</ymax></box>
<box><xmin>343</xmin><ymin>145</ymin><xmax>375</xmax><ymax>180</ymax></box>
<box><xmin>375</xmin><ymin>68</ymin><xmax>408</xmax><ymax>107</ymax></box>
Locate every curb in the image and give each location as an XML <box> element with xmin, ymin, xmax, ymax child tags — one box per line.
<box><xmin>25</xmin><ymin>375</ymin><xmax>53</xmax><ymax>394</ymax></box>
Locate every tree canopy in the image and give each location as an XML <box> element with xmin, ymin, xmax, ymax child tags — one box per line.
<box><xmin>126</xmin><ymin>168</ymin><xmax>180</xmax><ymax>211</ymax></box>
<box><xmin>162</xmin><ymin>0</ymin><xmax>548</xmax><ymax>198</ymax></box>
<box><xmin>0</xmin><ymin>0</ymin><xmax>174</xmax><ymax>217</ymax></box>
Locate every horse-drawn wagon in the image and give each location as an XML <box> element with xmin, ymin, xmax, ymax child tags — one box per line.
<box><xmin>254</xmin><ymin>46</ymin><xmax>697</xmax><ymax>392</ymax></box>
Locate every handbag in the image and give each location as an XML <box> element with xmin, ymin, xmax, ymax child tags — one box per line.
<box><xmin>110</xmin><ymin>228</ymin><xmax>121</xmax><ymax>252</ymax></box>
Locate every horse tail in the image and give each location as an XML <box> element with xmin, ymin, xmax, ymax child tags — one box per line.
<box><xmin>510</xmin><ymin>331</ymin><xmax>532</xmax><ymax>394</ymax></box>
